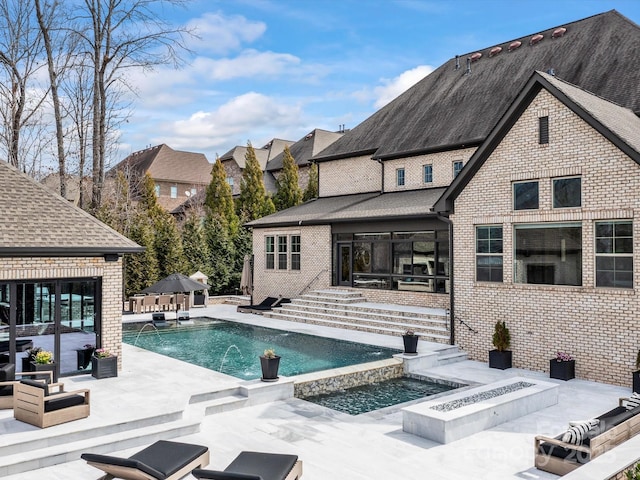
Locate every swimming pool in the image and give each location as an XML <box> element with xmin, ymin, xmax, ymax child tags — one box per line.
<box><xmin>122</xmin><ymin>319</ymin><xmax>400</xmax><ymax>380</ymax></box>
<box><xmin>302</xmin><ymin>376</ymin><xmax>460</xmax><ymax>415</ymax></box>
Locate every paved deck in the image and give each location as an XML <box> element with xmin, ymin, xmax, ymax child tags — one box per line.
<box><xmin>1</xmin><ymin>304</ymin><xmax>636</xmax><ymax>479</ymax></box>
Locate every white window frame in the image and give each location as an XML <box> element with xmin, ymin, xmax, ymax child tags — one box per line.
<box><xmin>265</xmin><ymin>236</ymin><xmax>275</xmax><ymax>270</ymax></box>
<box><xmin>423</xmin><ymin>164</ymin><xmax>433</xmax><ymax>184</ymax></box>
<box><xmin>595</xmin><ymin>220</ymin><xmax>633</xmax><ymax>289</ymax></box>
<box><xmin>476</xmin><ymin>225</ymin><xmax>503</xmax><ymax>282</ymax></box>
<box><xmin>396</xmin><ymin>168</ymin><xmax>405</xmax><ymax>187</ymax></box>
<box><xmin>291</xmin><ymin>235</ymin><xmax>301</xmax><ymax>271</ymax></box>
<box><xmin>278</xmin><ymin>236</ymin><xmax>288</xmax><ymax>270</ymax></box>
<box><xmin>170</xmin><ymin>186</ymin><xmax>178</xmax><ymax>198</ymax></box>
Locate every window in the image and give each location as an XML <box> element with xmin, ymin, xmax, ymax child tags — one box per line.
<box><xmin>595</xmin><ymin>221</ymin><xmax>633</xmax><ymax>288</ymax></box>
<box><xmin>170</xmin><ymin>186</ymin><xmax>177</xmax><ymax>198</ymax></box>
<box><xmin>278</xmin><ymin>236</ymin><xmax>287</xmax><ymax>269</ymax></box>
<box><xmin>514</xmin><ymin>223</ymin><xmax>582</xmax><ymax>286</ymax></box>
<box><xmin>539</xmin><ymin>116</ymin><xmax>549</xmax><ymax>144</ymax></box>
<box><xmin>553</xmin><ymin>177</ymin><xmax>581</xmax><ymax>208</ymax></box>
<box><xmin>291</xmin><ymin>235</ymin><xmax>301</xmax><ymax>271</ymax></box>
<box><xmin>226</xmin><ymin>177</ymin><xmax>234</xmax><ymax>187</ymax></box>
<box><xmin>476</xmin><ymin>226</ymin><xmax>503</xmax><ymax>282</ymax></box>
<box><xmin>513</xmin><ymin>181</ymin><xmax>539</xmax><ymax>210</ymax></box>
<box><xmin>191</xmin><ymin>188</ymin><xmax>197</xmax><ymax>196</ymax></box>
<box><xmin>423</xmin><ymin>164</ymin><xmax>433</xmax><ymax>183</ymax></box>
<box><xmin>453</xmin><ymin>161</ymin><xmax>463</xmax><ymax>178</ymax></box>
<box><xmin>154</xmin><ymin>185</ymin><xmax>160</xmax><ymax>197</ymax></box>
<box><xmin>396</xmin><ymin>168</ymin><xmax>405</xmax><ymax>186</ymax></box>
<box><xmin>265</xmin><ymin>236</ymin><xmax>275</xmax><ymax>269</ymax></box>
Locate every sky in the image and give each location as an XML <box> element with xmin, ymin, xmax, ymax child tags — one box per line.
<box><xmin>117</xmin><ymin>0</ymin><xmax>640</xmax><ymax>164</ymax></box>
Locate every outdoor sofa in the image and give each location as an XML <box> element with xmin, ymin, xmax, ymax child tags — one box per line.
<box><xmin>14</xmin><ymin>378</ymin><xmax>89</xmax><ymax>428</ymax></box>
<box><xmin>81</xmin><ymin>440</ymin><xmax>209</xmax><ymax>480</ymax></box>
<box><xmin>535</xmin><ymin>396</ymin><xmax>640</xmax><ymax>476</ymax></box>
<box><xmin>192</xmin><ymin>451</ymin><xmax>302</xmax><ymax>480</ymax></box>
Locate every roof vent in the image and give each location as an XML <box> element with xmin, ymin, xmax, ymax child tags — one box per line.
<box><xmin>465</xmin><ymin>58</ymin><xmax>471</xmax><ymax>75</ymax></box>
<box><xmin>508</xmin><ymin>41</ymin><xmax>522</xmax><ymax>52</ymax></box>
<box><xmin>547</xmin><ymin>68</ymin><xmax>556</xmax><ymax>76</ymax></box>
<box><xmin>305</xmin><ymin>133</ymin><xmax>313</xmax><ymax>140</ymax></box>
<box><xmin>530</xmin><ymin>34</ymin><xmax>544</xmax><ymax>45</ymax></box>
<box><xmin>470</xmin><ymin>52</ymin><xmax>482</xmax><ymax>62</ymax></box>
<box><xmin>489</xmin><ymin>46</ymin><xmax>503</xmax><ymax>57</ymax></box>
<box><xmin>552</xmin><ymin>27</ymin><xmax>567</xmax><ymax>38</ymax></box>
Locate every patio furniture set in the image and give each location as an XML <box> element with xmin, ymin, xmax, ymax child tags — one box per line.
<box><xmin>128</xmin><ymin>294</ymin><xmax>189</xmax><ymax>314</ymax></box>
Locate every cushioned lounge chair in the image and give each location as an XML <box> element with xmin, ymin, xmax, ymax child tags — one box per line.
<box><xmin>237</xmin><ymin>297</ymin><xmax>290</xmax><ymax>314</ymax></box>
<box><xmin>192</xmin><ymin>451</ymin><xmax>302</xmax><ymax>480</ymax></box>
<box><xmin>81</xmin><ymin>440</ymin><xmax>209</xmax><ymax>480</ymax></box>
<box><xmin>0</xmin><ymin>363</ymin><xmax>55</xmax><ymax>409</ymax></box>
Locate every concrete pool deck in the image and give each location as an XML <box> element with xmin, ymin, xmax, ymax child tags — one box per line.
<box><xmin>1</xmin><ymin>304</ymin><xmax>638</xmax><ymax>479</ymax></box>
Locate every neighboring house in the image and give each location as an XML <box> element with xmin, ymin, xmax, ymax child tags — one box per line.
<box><xmin>265</xmin><ymin>129</ymin><xmax>344</xmax><ymax>192</ymax></box>
<box><xmin>40</xmin><ymin>173</ymin><xmax>84</xmax><ymax>206</ymax></box>
<box><xmin>109</xmin><ymin>144</ymin><xmax>212</xmax><ymax>211</ymax></box>
<box><xmin>247</xmin><ymin>10</ymin><xmax>640</xmax><ymax>386</ymax></box>
<box><xmin>219</xmin><ymin>139</ymin><xmax>293</xmax><ymax>196</ymax></box>
<box><xmin>0</xmin><ymin>160</ymin><xmax>142</xmax><ymax>377</ymax></box>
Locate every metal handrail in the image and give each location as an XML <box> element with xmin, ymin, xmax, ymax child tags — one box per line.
<box><xmin>298</xmin><ymin>268</ymin><xmax>328</xmax><ymax>296</ymax></box>
<box><xmin>458</xmin><ymin>316</ymin><xmax>478</xmax><ymax>334</ymax></box>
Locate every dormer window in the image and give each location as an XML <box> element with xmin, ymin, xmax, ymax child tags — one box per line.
<box><xmin>396</xmin><ymin>168</ymin><xmax>405</xmax><ymax>186</ymax></box>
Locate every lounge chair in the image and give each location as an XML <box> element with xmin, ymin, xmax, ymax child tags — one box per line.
<box><xmin>81</xmin><ymin>440</ymin><xmax>209</xmax><ymax>480</ymax></box>
<box><xmin>192</xmin><ymin>451</ymin><xmax>302</xmax><ymax>480</ymax></box>
<box><xmin>237</xmin><ymin>297</ymin><xmax>290</xmax><ymax>314</ymax></box>
<box><xmin>14</xmin><ymin>378</ymin><xmax>89</xmax><ymax>427</ymax></box>
<box><xmin>0</xmin><ymin>363</ymin><xmax>54</xmax><ymax>409</ymax></box>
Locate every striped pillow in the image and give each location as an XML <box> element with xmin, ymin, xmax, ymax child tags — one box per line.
<box><xmin>562</xmin><ymin>419</ymin><xmax>599</xmax><ymax>445</ymax></box>
<box><xmin>623</xmin><ymin>392</ymin><xmax>640</xmax><ymax>411</ymax></box>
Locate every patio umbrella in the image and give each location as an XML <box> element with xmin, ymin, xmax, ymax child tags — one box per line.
<box><xmin>142</xmin><ymin>273</ymin><xmax>205</xmax><ymax>317</ymax></box>
<box><xmin>240</xmin><ymin>255</ymin><xmax>253</xmax><ymax>297</ymax></box>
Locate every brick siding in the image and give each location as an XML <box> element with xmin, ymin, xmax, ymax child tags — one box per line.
<box><xmin>319</xmin><ymin>155</ymin><xmax>381</xmax><ymax>196</ymax></box>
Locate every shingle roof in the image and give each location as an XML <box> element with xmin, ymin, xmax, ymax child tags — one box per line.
<box><xmin>111</xmin><ymin>144</ymin><xmax>212</xmax><ymax>184</ymax></box>
<box><xmin>220</xmin><ymin>139</ymin><xmax>294</xmax><ymax>170</ymax></box>
<box><xmin>247</xmin><ymin>188</ymin><xmax>446</xmax><ymax>227</ymax></box>
<box><xmin>266</xmin><ymin>129</ymin><xmax>344</xmax><ymax>172</ymax></box>
<box><xmin>434</xmin><ymin>71</ymin><xmax>640</xmax><ymax>214</ymax></box>
<box><xmin>0</xmin><ymin>161</ymin><xmax>142</xmax><ymax>255</ymax></box>
<box><xmin>315</xmin><ymin>10</ymin><xmax>640</xmax><ymax>162</ymax></box>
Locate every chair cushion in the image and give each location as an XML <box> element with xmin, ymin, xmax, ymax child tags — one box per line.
<box><xmin>623</xmin><ymin>392</ymin><xmax>640</xmax><ymax>411</ymax></box>
<box><xmin>130</xmin><ymin>440</ymin><xmax>209</xmax><ymax>479</ymax></box>
<box><xmin>538</xmin><ymin>434</ymin><xmax>590</xmax><ymax>464</ymax></box>
<box><xmin>225</xmin><ymin>452</ymin><xmax>298</xmax><ymax>480</ymax></box>
<box><xmin>562</xmin><ymin>419</ymin><xmax>599</xmax><ymax>444</ymax></box>
<box><xmin>44</xmin><ymin>394</ymin><xmax>85</xmax><ymax>412</ymax></box>
<box><xmin>0</xmin><ymin>363</ymin><xmax>15</xmax><ymax>382</ymax></box>
<box><xmin>0</xmin><ymin>384</ymin><xmax>13</xmax><ymax>396</ymax></box>
<box><xmin>20</xmin><ymin>378</ymin><xmax>49</xmax><ymax>396</ymax></box>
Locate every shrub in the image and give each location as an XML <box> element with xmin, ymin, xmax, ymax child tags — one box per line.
<box><xmin>492</xmin><ymin>320</ymin><xmax>511</xmax><ymax>352</ymax></box>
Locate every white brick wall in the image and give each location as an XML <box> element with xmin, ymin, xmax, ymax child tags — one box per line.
<box><xmin>319</xmin><ymin>155</ymin><xmax>381</xmax><ymax>196</ymax></box>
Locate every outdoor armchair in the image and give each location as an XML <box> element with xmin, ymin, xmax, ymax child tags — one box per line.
<box><xmin>192</xmin><ymin>451</ymin><xmax>302</xmax><ymax>480</ymax></box>
<box><xmin>0</xmin><ymin>363</ymin><xmax>54</xmax><ymax>409</ymax></box>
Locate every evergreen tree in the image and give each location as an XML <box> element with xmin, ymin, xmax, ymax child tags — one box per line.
<box><xmin>155</xmin><ymin>211</ymin><xmax>185</xmax><ymax>277</ymax></box>
<box><xmin>205</xmin><ymin>216</ymin><xmax>234</xmax><ymax>293</ymax></box>
<box><xmin>237</xmin><ymin>142</ymin><xmax>275</xmax><ymax>220</ymax></box>
<box><xmin>303</xmin><ymin>162</ymin><xmax>319</xmax><ymax>201</ymax></box>
<box><xmin>205</xmin><ymin>157</ymin><xmax>239</xmax><ymax>235</ymax></box>
<box><xmin>138</xmin><ymin>173</ymin><xmax>165</xmax><ymax>221</ymax></box>
<box><xmin>182</xmin><ymin>210</ymin><xmax>210</xmax><ymax>276</ymax></box>
<box><xmin>273</xmin><ymin>145</ymin><xmax>303</xmax><ymax>210</ymax></box>
<box><xmin>125</xmin><ymin>213</ymin><xmax>159</xmax><ymax>297</ymax></box>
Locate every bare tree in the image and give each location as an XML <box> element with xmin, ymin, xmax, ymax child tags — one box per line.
<box><xmin>73</xmin><ymin>0</ymin><xmax>191</xmax><ymax>210</ymax></box>
<box><xmin>0</xmin><ymin>0</ymin><xmax>48</xmax><ymax>171</ymax></box>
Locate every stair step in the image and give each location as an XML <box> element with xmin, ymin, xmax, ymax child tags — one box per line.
<box><xmin>203</xmin><ymin>394</ymin><xmax>249</xmax><ymax>415</ymax></box>
<box><xmin>275</xmin><ymin>304</ymin><xmax>448</xmax><ymax>325</ymax></box>
<box><xmin>437</xmin><ymin>352</ymin><xmax>468</xmax><ymax>366</ymax></box>
<box><xmin>0</xmin><ymin>417</ymin><xmax>200</xmax><ymax>477</ymax></box>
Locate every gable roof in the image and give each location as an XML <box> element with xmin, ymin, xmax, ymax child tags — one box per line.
<box><xmin>112</xmin><ymin>144</ymin><xmax>212</xmax><ymax>185</ymax></box>
<box><xmin>0</xmin><ymin>161</ymin><xmax>142</xmax><ymax>256</ymax></box>
<box><xmin>247</xmin><ymin>188</ymin><xmax>446</xmax><ymax>228</ymax></box>
<box><xmin>266</xmin><ymin>129</ymin><xmax>344</xmax><ymax>171</ymax></box>
<box><xmin>220</xmin><ymin>138</ymin><xmax>295</xmax><ymax>170</ymax></box>
<box><xmin>314</xmin><ymin>10</ymin><xmax>640</xmax><ymax>163</ymax></box>
<box><xmin>433</xmin><ymin>70</ymin><xmax>640</xmax><ymax>214</ymax></box>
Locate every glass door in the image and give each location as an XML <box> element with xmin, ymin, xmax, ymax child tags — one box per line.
<box><xmin>60</xmin><ymin>281</ymin><xmax>98</xmax><ymax>376</ymax></box>
<box><xmin>337</xmin><ymin>243</ymin><xmax>352</xmax><ymax>286</ymax></box>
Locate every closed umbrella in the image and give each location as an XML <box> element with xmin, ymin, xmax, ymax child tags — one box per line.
<box><xmin>142</xmin><ymin>273</ymin><xmax>205</xmax><ymax>318</ymax></box>
<box><xmin>240</xmin><ymin>255</ymin><xmax>253</xmax><ymax>297</ymax></box>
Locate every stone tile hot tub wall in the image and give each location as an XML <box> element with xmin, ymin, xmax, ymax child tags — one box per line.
<box><xmin>294</xmin><ymin>358</ymin><xmax>404</xmax><ymax>398</ymax></box>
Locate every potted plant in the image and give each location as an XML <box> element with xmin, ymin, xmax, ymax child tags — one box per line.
<box><xmin>489</xmin><ymin>320</ymin><xmax>512</xmax><ymax>369</ymax></box>
<box><xmin>260</xmin><ymin>348</ymin><xmax>280</xmax><ymax>382</ymax></box>
<box><xmin>402</xmin><ymin>329</ymin><xmax>419</xmax><ymax>355</ymax></box>
<box><xmin>32</xmin><ymin>350</ymin><xmax>55</xmax><ymax>381</ymax></box>
<box><xmin>633</xmin><ymin>350</ymin><xmax>640</xmax><ymax>394</ymax></box>
<box><xmin>91</xmin><ymin>348</ymin><xmax>118</xmax><ymax>379</ymax></box>
<box><xmin>22</xmin><ymin>346</ymin><xmax>42</xmax><ymax>372</ymax></box>
<box><xmin>550</xmin><ymin>351</ymin><xmax>575</xmax><ymax>381</ymax></box>
<box><xmin>76</xmin><ymin>344</ymin><xmax>95</xmax><ymax>370</ymax></box>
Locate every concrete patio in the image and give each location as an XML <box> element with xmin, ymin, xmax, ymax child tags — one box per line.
<box><xmin>1</xmin><ymin>304</ymin><xmax>638</xmax><ymax>479</ymax></box>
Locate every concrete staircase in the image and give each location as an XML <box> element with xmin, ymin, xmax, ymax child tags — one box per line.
<box><xmin>263</xmin><ymin>289</ymin><xmax>451</xmax><ymax>344</ymax></box>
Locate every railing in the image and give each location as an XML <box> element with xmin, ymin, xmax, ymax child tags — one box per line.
<box><xmin>458</xmin><ymin>317</ymin><xmax>478</xmax><ymax>334</ymax></box>
<box><xmin>298</xmin><ymin>268</ymin><xmax>328</xmax><ymax>296</ymax></box>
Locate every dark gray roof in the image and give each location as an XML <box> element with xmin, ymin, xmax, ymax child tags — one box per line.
<box><xmin>315</xmin><ymin>10</ymin><xmax>640</xmax><ymax>162</ymax></box>
<box><xmin>247</xmin><ymin>188</ymin><xmax>446</xmax><ymax>228</ymax></box>
<box><xmin>266</xmin><ymin>129</ymin><xmax>344</xmax><ymax>171</ymax></box>
<box><xmin>0</xmin><ymin>161</ymin><xmax>142</xmax><ymax>256</ymax></box>
<box><xmin>434</xmin><ymin>71</ymin><xmax>640</xmax><ymax>214</ymax></box>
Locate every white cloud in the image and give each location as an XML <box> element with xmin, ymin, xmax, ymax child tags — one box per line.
<box><xmin>186</xmin><ymin>12</ymin><xmax>266</xmax><ymax>55</ymax></box>
<box><xmin>373</xmin><ymin>65</ymin><xmax>434</xmax><ymax>108</ymax></box>
<box><xmin>192</xmin><ymin>50</ymin><xmax>301</xmax><ymax>80</ymax></box>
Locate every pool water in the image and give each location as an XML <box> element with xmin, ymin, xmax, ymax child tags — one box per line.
<box><xmin>122</xmin><ymin>320</ymin><xmax>400</xmax><ymax>380</ymax></box>
<box><xmin>303</xmin><ymin>376</ymin><xmax>458</xmax><ymax>415</ymax></box>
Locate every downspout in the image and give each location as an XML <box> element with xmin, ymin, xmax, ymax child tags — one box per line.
<box><xmin>376</xmin><ymin>158</ymin><xmax>384</xmax><ymax>193</ymax></box>
<box><xmin>437</xmin><ymin>214</ymin><xmax>454</xmax><ymax>345</ymax></box>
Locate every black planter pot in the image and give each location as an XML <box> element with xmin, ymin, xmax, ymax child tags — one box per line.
<box><xmin>31</xmin><ymin>362</ymin><xmax>56</xmax><ymax>382</ymax></box>
<box><xmin>550</xmin><ymin>359</ymin><xmax>575</xmax><ymax>381</ymax></box>
<box><xmin>489</xmin><ymin>350</ymin><xmax>512</xmax><ymax>370</ymax></box>
<box><xmin>91</xmin><ymin>356</ymin><xmax>118</xmax><ymax>379</ymax></box>
<box><xmin>633</xmin><ymin>371</ymin><xmax>640</xmax><ymax>394</ymax></box>
<box><xmin>402</xmin><ymin>335</ymin><xmax>419</xmax><ymax>355</ymax></box>
<box><xmin>21</xmin><ymin>357</ymin><xmax>34</xmax><ymax>373</ymax></box>
<box><xmin>76</xmin><ymin>348</ymin><xmax>95</xmax><ymax>370</ymax></box>
<box><xmin>260</xmin><ymin>355</ymin><xmax>280</xmax><ymax>382</ymax></box>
